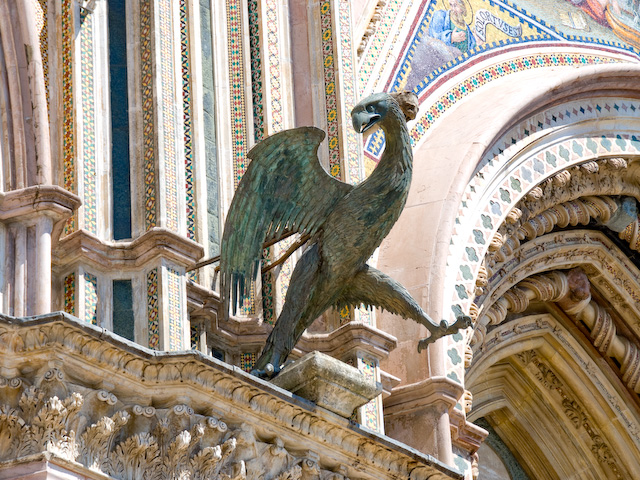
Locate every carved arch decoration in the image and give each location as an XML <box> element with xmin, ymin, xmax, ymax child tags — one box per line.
<box><xmin>466</xmin><ymin>313</ymin><xmax>640</xmax><ymax>480</ymax></box>
<box><xmin>445</xmin><ymin>104</ymin><xmax>640</xmax><ymax>326</ymax></box>
<box><xmin>462</xmin><ymin>230</ymin><xmax>640</xmax><ymax>477</ymax></box>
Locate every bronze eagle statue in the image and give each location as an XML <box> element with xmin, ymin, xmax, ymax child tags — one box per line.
<box><xmin>220</xmin><ymin>92</ymin><xmax>471</xmax><ymax>378</ymax></box>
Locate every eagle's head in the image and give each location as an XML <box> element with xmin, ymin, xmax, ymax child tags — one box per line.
<box><xmin>351</xmin><ymin>92</ymin><xmax>418</xmax><ymax>134</ymax></box>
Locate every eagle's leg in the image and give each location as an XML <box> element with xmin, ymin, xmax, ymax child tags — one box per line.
<box><xmin>338</xmin><ymin>266</ymin><xmax>471</xmax><ymax>351</ymax></box>
<box><xmin>252</xmin><ymin>243</ymin><xmax>326</xmax><ymax>378</ymax></box>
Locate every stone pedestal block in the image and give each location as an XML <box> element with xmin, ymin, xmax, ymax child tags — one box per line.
<box><xmin>272</xmin><ymin>351</ymin><xmax>382</xmax><ymax>417</ymax></box>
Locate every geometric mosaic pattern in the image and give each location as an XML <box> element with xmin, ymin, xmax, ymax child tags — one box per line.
<box><xmin>265</xmin><ymin>0</ymin><xmax>283</xmax><ymax>131</ymax></box>
<box><xmin>147</xmin><ymin>268</ymin><xmax>160</xmax><ymax>349</ymax></box>
<box><xmin>141</xmin><ymin>0</ymin><xmax>157</xmax><ymax>230</ymax></box>
<box><xmin>159</xmin><ymin>0</ymin><xmax>180</xmax><ymax>233</ymax></box>
<box><xmin>410</xmin><ymin>53</ymin><xmax>625</xmax><ymax>146</ymax></box>
<box><xmin>84</xmin><ymin>273</ymin><xmax>98</xmax><ymax>326</ymax></box>
<box><xmin>240</xmin><ymin>352</ymin><xmax>256</xmax><ymax>372</ymax></box>
<box><xmin>167</xmin><ymin>267</ymin><xmax>183</xmax><ymax>351</ymax></box>
<box><xmin>62</xmin><ymin>0</ymin><xmax>76</xmax><ymax>234</ymax></box>
<box><xmin>64</xmin><ymin>272</ymin><xmax>76</xmax><ymax>316</ymax></box>
<box><xmin>226</xmin><ymin>0</ymin><xmax>250</xmax><ymax>188</ymax></box>
<box><xmin>181</xmin><ymin>0</ymin><xmax>196</xmax><ymax>240</ymax></box>
<box><xmin>358</xmin><ymin>0</ymin><xmax>402</xmax><ymax>97</ymax></box>
<box><xmin>80</xmin><ymin>8</ymin><xmax>97</xmax><ymax>235</ymax></box>
<box><xmin>320</xmin><ymin>1</ymin><xmax>342</xmax><ymax>179</ymax></box>
<box><xmin>337</xmin><ymin>0</ymin><xmax>363</xmax><ymax>185</ymax></box>
<box><xmin>248</xmin><ymin>0</ymin><xmax>264</xmax><ymax>141</ymax></box>
<box><xmin>358</xmin><ymin>356</ymin><xmax>380</xmax><ymax>432</ymax></box>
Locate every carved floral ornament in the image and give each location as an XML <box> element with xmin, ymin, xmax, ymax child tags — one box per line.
<box><xmin>0</xmin><ymin>313</ymin><xmax>458</xmax><ymax>480</ymax></box>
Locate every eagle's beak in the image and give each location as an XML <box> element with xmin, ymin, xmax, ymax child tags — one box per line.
<box><xmin>352</xmin><ymin>110</ymin><xmax>381</xmax><ymax>134</ymax></box>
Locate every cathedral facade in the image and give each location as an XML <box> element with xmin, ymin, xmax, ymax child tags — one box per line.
<box><xmin>0</xmin><ymin>0</ymin><xmax>639</xmax><ymax>478</ymax></box>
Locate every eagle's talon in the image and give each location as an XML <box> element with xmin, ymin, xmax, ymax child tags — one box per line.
<box><xmin>250</xmin><ymin>363</ymin><xmax>280</xmax><ymax>379</ymax></box>
<box><xmin>417</xmin><ymin>315</ymin><xmax>473</xmax><ymax>353</ymax></box>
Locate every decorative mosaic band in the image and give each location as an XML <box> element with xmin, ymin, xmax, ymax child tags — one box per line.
<box><xmin>64</xmin><ymin>272</ymin><xmax>76</xmax><ymax>316</ymax></box>
<box><xmin>167</xmin><ymin>267</ymin><xmax>183</xmax><ymax>351</ymax></box>
<box><xmin>80</xmin><ymin>8</ymin><xmax>97</xmax><ymax>235</ymax></box>
<box><xmin>62</xmin><ymin>0</ymin><xmax>76</xmax><ymax>234</ymax></box>
<box><xmin>337</xmin><ymin>0</ymin><xmax>363</xmax><ymax>185</ymax></box>
<box><xmin>158</xmin><ymin>0</ymin><xmax>180</xmax><ymax>233</ymax></box>
<box><xmin>411</xmin><ymin>53</ymin><xmax>623</xmax><ymax>144</ymax></box>
<box><xmin>147</xmin><ymin>268</ymin><xmax>160</xmax><ymax>349</ymax></box>
<box><xmin>358</xmin><ymin>356</ymin><xmax>381</xmax><ymax>432</ymax></box>
<box><xmin>181</xmin><ymin>0</ymin><xmax>196</xmax><ymax>240</ymax></box>
<box><xmin>84</xmin><ymin>273</ymin><xmax>98</xmax><ymax>326</ymax></box>
<box><xmin>320</xmin><ymin>1</ymin><xmax>341</xmax><ymax>178</ymax></box>
<box><xmin>248</xmin><ymin>0</ymin><xmax>264</xmax><ymax>140</ymax></box>
<box><xmin>357</xmin><ymin>0</ymin><xmax>402</xmax><ymax>96</ymax></box>
<box><xmin>226</xmin><ymin>0</ymin><xmax>250</xmax><ymax>188</ymax></box>
<box><xmin>141</xmin><ymin>0</ymin><xmax>157</xmax><ymax>230</ymax></box>
<box><xmin>265</xmin><ymin>0</ymin><xmax>283</xmax><ymax>130</ymax></box>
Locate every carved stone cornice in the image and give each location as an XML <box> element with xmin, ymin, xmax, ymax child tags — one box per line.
<box><xmin>449</xmin><ymin>408</ymin><xmax>488</xmax><ymax>454</ymax></box>
<box><xmin>384</xmin><ymin>377</ymin><xmax>464</xmax><ymax>418</ymax></box>
<box><xmin>52</xmin><ymin>227</ymin><xmax>205</xmax><ymax>271</ymax></box>
<box><xmin>0</xmin><ymin>312</ymin><xmax>461</xmax><ymax>480</ymax></box>
<box><xmin>0</xmin><ymin>185</ymin><xmax>81</xmax><ymax>223</ymax></box>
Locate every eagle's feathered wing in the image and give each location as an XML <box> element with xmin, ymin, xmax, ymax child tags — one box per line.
<box><xmin>220</xmin><ymin>127</ymin><xmax>353</xmax><ymax>315</ymax></box>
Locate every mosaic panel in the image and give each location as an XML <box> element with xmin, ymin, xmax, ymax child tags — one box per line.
<box><xmin>64</xmin><ymin>272</ymin><xmax>76</xmax><ymax>316</ymax></box>
<box><xmin>320</xmin><ymin>1</ymin><xmax>341</xmax><ymax>178</ymax></box>
<box><xmin>80</xmin><ymin>8</ymin><xmax>97</xmax><ymax>235</ymax></box>
<box><xmin>159</xmin><ymin>0</ymin><xmax>179</xmax><ymax>232</ymax></box>
<box><xmin>62</xmin><ymin>0</ymin><xmax>76</xmax><ymax>234</ymax></box>
<box><xmin>240</xmin><ymin>352</ymin><xmax>257</xmax><ymax>372</ymax></box>
<box><xmin>190</xmin><ymin>323</ymin><xmax>199</xmax><ymax>350</ymax></box>
<box><xmin>147</xmin><ymin>268</ymin><xmax>160</xmax><ymax>349</ymax></box>
<box><xmin>141</xmin><ymin>0</ymin><xmax>157</xmax><ymax>229</ymax></box>
<box><xmin>226</xmin><ymin>0</ymin><xmax>250</xmax><ymax>188</ymax></box>
<box><xmin>84</xmin><ymin>273</ymin><xmax>98</xmax><ymax>326</ymax></box>
<box><xmin>181</xmin><ymin>0</ymin><xmax>196</xmax><ymax>241</ymax></box>
<box><xmin>167</xmin><ymin>267</ymin><xmax>183</xmax><ymax>350</ymax></box>
<box><xmin>385</xmin><ymin>0</ymin><xmax>639</xmax><ymax>96</ymax></box>
<box><xmin>35</xmin><ymin>0</ymin><xmax>49</xmax><ymax>113</ymax></box>
<box><xmin>358</xmin><ymin>356</ymin><xmax>380</xmax><ymax>432</ymax></box>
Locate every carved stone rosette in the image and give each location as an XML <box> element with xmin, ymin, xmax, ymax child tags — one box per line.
<box><xmin>0</xmin><ymin>312</ymin><xmax>460</xmax><ymax>480</ymax></box>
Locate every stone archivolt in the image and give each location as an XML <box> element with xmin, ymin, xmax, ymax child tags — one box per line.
<box><xmin>467</xmin><ymin>315</ymin><xmax>640</xmax><ymax>480</ymax></box>
<box><xmin>483</xmin><ymin>157</ymin><xmax>639</xmax><ymax>282</ymax></box>
<box><xmin>474</xmin><ymin>267</ymin><xmax>640</xmax><ymax>395</ymax></box>
<box><xmin>0</xmin><ymin>313</ymin><xmax>458</xmax><ymax>480</ymax></box>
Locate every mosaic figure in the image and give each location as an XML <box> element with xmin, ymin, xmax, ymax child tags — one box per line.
<box><xmin>429</xmin><ymin>0</ymin><xmax>477</xmax><ymax>53</ymax></box>
<box><xmin>220</xmin><ymin>92</ymin><xmax>471</xmax><ymax>378</ymax></box>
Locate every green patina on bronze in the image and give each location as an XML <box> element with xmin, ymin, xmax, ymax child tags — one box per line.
<box><xmin>220</xmin><ymin>92</ymin><xmax>471</xmax><ymax>377</ymax></box>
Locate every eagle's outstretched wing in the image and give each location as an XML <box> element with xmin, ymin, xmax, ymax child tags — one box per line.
<box><xmin>220</xmin><ymin>126</ymin><xmax>353</xmax><ymax>315</ymax></box>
